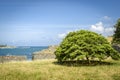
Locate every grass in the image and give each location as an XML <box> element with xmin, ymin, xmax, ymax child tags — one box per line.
<box><xmin>0</xmin><ymin>59</ymin><xmax>120</xmax><ymax>80</ymax></box>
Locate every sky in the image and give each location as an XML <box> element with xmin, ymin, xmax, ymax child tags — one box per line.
<box><xmin>0</xmin><ymin>0</ymin><xmax>120</xmax><ymax>46</ymax></box>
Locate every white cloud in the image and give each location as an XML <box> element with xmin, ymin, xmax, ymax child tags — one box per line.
<box><xmin>58</xmin><ymin>33</ymin><xmax>66</xmax><ymax>39</ymax></box>
<box><xmin>90</xmin><ymin>22</ymin><xmax>104</xmax><ymax>33</ymax></box>
<box><xmin>90</xmin><ymin>22</ymin><xmax>114</xmax><ymax>36</ymax></box>
<box><xmin>58</xmin><ymin>30</ymin><xmax>76</xmax><ymax>39</ymax></box>
<box><xmin>104</xmin><ymin>27</ymin><xmax>115</xmax><ymax>36</ymax></box>
<box><xmin>102</xmin><ymin>16</ymin><xmax>111</xmax><ymax>21</ymax></box>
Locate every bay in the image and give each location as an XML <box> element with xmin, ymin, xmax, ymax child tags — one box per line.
<box><xmin>0</xmin><ymin>46</ymin><xmax>48</xmax><ymax>60</ymax></box>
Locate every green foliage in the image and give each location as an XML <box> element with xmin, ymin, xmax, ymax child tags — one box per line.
<box><xmin>112</xmin><ymin>18</ymin><xmax>120</xmax><ymax>44</ymax></box>
<box><xmin>55</xmin><ymin>30</ymin><xmax>120</xmax><ymax>62</ymax></box>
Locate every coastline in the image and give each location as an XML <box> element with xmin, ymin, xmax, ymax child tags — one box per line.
<box><xmin>0</xmin><ymin>45</ymin><xmax>57</xmax><ymax>63</ymax></box>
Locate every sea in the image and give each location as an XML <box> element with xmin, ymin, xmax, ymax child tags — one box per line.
<box><xmin>0</xmin><ymin>46</ymin><xmax>48</xmax><ymax>60</ymax></box>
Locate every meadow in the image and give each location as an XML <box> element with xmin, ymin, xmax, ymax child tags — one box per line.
<box><xmin>0</xmin><ymin>59</ymin><xmax>120</xmax><ymax>80</ymax></box>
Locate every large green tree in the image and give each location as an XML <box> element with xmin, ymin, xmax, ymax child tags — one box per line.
<box><xmin>55</xmin><ymin>30</ymin><xmax>120</xmax><ymax>63</ymax></box>
<box><xmin>112</xmin><ymin>18</ymin><xmax>120</xmax><ymax>44</ymax></box>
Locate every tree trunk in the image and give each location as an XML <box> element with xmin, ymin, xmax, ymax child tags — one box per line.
<box><xmin>86</xmin><ymin>56</ymin><xmax>90</xmax><ymax>64</ymax></box>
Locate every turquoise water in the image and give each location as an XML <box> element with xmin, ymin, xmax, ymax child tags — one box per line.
<box><xmin>0</xmin><ymin>46</ymin><xmax>48</xmax><ymax>60</ymax></box>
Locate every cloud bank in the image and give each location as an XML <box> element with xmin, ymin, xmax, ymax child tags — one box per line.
<box><xmin>90</xmin><ymin>22</ymin><xmax>114</xmax><ymax>36</ymax></box>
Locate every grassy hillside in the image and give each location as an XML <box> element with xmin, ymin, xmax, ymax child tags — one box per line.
<box><xmin>0</xmin><ymin>59</ymin><xmax>120</xmax><ymax>80</ymax></box>
<box><xmin>107</xmin><ymin>36</ymin><xmax>113</xmax><ymax>43</ymax></box>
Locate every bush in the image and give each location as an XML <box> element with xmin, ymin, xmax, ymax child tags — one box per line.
<box><xmin>55</xmin><ymin>30</ymin><xmax>120</xmax><ymax>63</ymax></box>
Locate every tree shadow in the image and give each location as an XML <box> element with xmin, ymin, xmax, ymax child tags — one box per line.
<box><xmin>53</xmin><ymin>60</ymin><xmax>115</xmax><ymax>67</ymax></box>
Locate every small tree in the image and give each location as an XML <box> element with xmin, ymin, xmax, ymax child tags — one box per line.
<box><xmin>55</xmin><ymin>30</ymin><xmax>120</xmax><ymax>63</ymax></box>
<box><xmin>112</xmin><ymin>18</ymin><xmax>120</xmax><ymax>44</ymax></box>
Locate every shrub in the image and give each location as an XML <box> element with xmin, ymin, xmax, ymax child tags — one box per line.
<box><xmin>55</xmin><ymin>30</ymin><xmax>120</xmax><ymax>63</ymax></box>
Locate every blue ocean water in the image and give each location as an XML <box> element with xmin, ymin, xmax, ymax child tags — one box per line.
<box><xmin>0</xmin><ymin>46</ymin><xmax>48</xmax><ymax>60</ymax></box>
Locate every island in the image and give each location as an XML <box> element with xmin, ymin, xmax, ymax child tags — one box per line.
<box><xmin>0</xmin><ymin>45</ymin><xmax>16</xmax><ymax>49</ymax></box>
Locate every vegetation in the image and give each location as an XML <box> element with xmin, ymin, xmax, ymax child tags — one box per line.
<box><xmin>0</xmin><ymin>44</ymin><xmax>7</xmax><ymax>47</ymax></box>
<box><xmin>0</xmin><ymin>59</ymin><xmax>120</xmax><ymax>80</ymax></box>
<box><xmin>112</xmin><ymin>18</ymin><xmax>120</xmax><ymax>44</ymax></box>
<box><xmin>55</xmin><ymin>30</ymin><xmax>120</xmax><ymax>63</ymax></box>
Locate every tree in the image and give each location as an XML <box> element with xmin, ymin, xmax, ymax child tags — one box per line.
<box><xmin>112</xmin><ymin>18</ymin><xmax>120</xmax><ymax>44</ymax></box>
<box><xmin>55</xmin><ymin>30</ymin><xmax>120</xmax><ymax>63</ymax></box>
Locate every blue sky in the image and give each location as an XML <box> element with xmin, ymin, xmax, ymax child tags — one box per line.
<box><xmin>0</xmin><ymin>0</ymin><xmax>120</xmax><ymax>46</ymax></box>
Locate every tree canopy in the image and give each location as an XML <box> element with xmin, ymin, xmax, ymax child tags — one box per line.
<box><xmin>55</xmin><ymin>30</ymin><xmax>120</xmax><ymax>63</ymax></box>
<box><xmin>112</xmin><ymin>18</ymin><xmax>120</xmax><ymax>44</ymax></box>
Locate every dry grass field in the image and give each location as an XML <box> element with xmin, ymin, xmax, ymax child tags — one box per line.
<box><xmin>0</xmin><ymin>59</ymin><xmax>120</xmax><ymax>80</ymax></box>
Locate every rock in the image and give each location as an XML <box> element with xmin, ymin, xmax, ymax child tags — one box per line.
<box><xmin>32</xmin><ymin>45</ymin><xmax>58</xmax><ymax>60</ymax></box>
<box><xmin>0</xmin><ymin>56</ymin><xmax>27</xmax><ymax>63</ymax></box>
<box><xmin>112</xmin><ymin>44</ymin><xmax>120</xmax><ymax>53</ymax></box>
